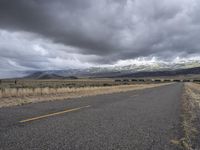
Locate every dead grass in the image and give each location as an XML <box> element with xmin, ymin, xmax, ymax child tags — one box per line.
<box><xmin>0</xmin><ymin>83</ymin><xmax>170</xmax><ymax>108</ymax></box>
<box><xmin>185</xmin><ymin>83</ymin><xmax>200</xmax><ymax>108</ymax></box>
<box><xmin>178</xmin><ymin>83</ymin><xmax>200</xmax><ymax>150</ymax></box>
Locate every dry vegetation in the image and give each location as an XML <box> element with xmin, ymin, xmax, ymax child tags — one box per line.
<box><xmin>0</xmin><ymin>79</ymin><xmax>170</xmax><ymax>108</ymax></box>
<box><xmin>185</xmin><ymin>83</ymin><xmax>200</xmax><ymax>108</ymax></box>
<box><xmin>0</xmin><ymin>79</ymin><xmax>123</xmax><ymax>89</ymax></box>
<box><xmin>178</xmin><ymin>83</ymin><xmax>200</xmax><ymax>150</ymax></box>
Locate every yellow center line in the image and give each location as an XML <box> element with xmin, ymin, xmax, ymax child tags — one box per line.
<box><xmin>19</xmin><ymin>105</ymin><xmax>91</xmax><ymax>123</ymax></box>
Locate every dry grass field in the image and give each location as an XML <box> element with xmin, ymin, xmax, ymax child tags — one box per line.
<box><xmin>185</xmin><ymin>83</ymin><xmax>200</xmax><ymax>109</ymax></box>
<box><xmin>0</xmin><ymin>78</ymin><xmax>170</xmax><ymax>108</ymax></box>
<box><xmin>0</xmin><ymin>79</ymin><xmax>121</xmax><ymax>89</ymax></box>
<box><xmin>180</xmin><ymin>83</ymin><xmax>200</xmax><ymax>149</ymax></box>
<box><xmin>0</xmin><ymin>78</ymin><xmax>166</xmax><ymax>99</ymax></box>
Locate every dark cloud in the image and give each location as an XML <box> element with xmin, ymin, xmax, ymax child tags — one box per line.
<box><xmin>0</xmin><ymin>0</ymin><xmax>119</xmax><ymax>55</ymax></box>
<box><xmin>0</xmin><ymin>0</ymin><xmax>200</xmax><ymax>73</ymax></box>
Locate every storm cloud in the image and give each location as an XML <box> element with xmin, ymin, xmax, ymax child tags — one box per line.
<box><xmin>0</xmin><ymin>0</ymin><xmax>200</xmax><ymax>73</ymax></box>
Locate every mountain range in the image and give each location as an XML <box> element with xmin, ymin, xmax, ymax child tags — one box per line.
<box><xmin>22</xmin><ymin>61</ymin><xmax>200</xmax><ymax>79</ymax></box>
<box><xmin>1</xmin><ymin>60</ymin><xmax>199</xmax><ymax>79</ymax></box>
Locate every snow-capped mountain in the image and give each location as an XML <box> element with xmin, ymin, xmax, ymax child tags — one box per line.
<box><xmin>88</xmin><ymin>59</ymin><xmax>200</xmax><ymax>74</ymax></box>
<box><xmin>1</xmin><ymin>58</ymin><xmax>200</xmax><ymax>79</ymax></box>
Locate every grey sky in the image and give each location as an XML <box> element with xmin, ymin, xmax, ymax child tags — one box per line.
<box><xmin>0</xmin><ymin>0</ymin><xmax>200</xmax><ymax>72</ymax></box>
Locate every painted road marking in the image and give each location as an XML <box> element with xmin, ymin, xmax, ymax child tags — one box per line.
<box><xmin>19</xmin><ymin>105</ymin><xmax>91</xmax><ymax>123</ymax></box>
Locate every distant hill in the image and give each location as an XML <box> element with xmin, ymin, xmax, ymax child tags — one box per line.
<box><xmin>25</xmin><ymin>72</ymin><xmax>64</xmax><ymax>79</ymax></box>
<box><xmin>24</xmin><ymin>71</ymin><xmax>79</xmax><ymax>79</ymax></box>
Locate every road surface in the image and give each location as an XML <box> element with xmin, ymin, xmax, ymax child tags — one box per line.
<box><xmin>0</xmin><ymin>83</ymin><xmax>183</xmax><ymax>150</ymax></box>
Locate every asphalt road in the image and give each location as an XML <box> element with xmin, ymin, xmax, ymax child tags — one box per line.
<box><xmin>0</xmin><ymin>83</ymin><xmax>183</xmax><ymax>150</ymax></box>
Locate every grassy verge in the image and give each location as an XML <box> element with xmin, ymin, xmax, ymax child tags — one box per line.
<box><xmin>176</xmin><ymin>83</ymin><xmax>200</xmax><ymax>150</ymax></box>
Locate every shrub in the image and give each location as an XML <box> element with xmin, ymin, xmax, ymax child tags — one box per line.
<box><xmin>115</xmin><ymin>79</ymin><xmax>121</xmax><ymax>82</ymax></box>
<box><xmin>123</xmin><ymin>79</ymin><xmax>129</xmax><ymax>82</ymax></box>
<box><xmin>131</xmin><ymin>79</ymin><xmax>138</xmax><ymax>82</ymax></box>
